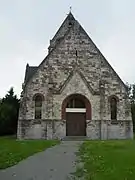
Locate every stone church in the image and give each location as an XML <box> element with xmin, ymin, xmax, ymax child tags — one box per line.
<box><xmin>17</xmin><ymin>12</ymin><xmax>133</xmax><ymax>140</ymax></box>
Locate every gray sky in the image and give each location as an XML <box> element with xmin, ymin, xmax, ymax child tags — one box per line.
<box><xmin>0</xmin><ymin>0</ymin><xmax>135</xmax><ymax>98</ymax></box>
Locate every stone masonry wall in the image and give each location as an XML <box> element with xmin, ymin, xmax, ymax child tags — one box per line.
<box><xmin>17</xmin><ymin>16</ymin><xmax>133</xmax><ymax>140</ymax></box>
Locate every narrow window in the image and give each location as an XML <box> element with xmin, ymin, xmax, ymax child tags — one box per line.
<box><xmin>75</xmin><ymin>50</ymin><xmax>78</xmax><ymax>57</ymax></box>
<box><xmin>35</xmin><ymin>95</ymin><xmax>42</xmax><ymax>119</ymax></box>
<box><xmin>110</xmin><ymin>97</ymin><xmax>117</xmax><ymax>121</ymax></box>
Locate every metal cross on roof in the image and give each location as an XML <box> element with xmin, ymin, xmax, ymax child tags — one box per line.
<box><xmin>69</xmin><ymin>6</ymin><xmax>72</xmax><ymax>13</ymax></box>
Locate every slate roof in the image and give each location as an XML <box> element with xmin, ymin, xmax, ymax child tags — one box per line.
<box><xmin>24</xmin><ymin>64</ymin><xmax>38</xmax><ymax>83</ymax></box>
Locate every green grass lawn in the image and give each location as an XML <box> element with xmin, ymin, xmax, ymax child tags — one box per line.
<box><xmin>76</xmin><ymin>140</ymin><xmax>135</xmax><ymax>180</ymax></box>
<box><xmin>0</xmin><ymin>136</ymin><xmax>59</xmax><ymax>169</ymax></box>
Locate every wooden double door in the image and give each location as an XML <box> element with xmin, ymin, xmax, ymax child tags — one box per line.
<box><xmin>66</xmin><ymin>112</ymin><xmax>86</xmax><ymax>136</ymax></box>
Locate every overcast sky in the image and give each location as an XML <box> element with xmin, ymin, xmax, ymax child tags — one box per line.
<box><xmin>0</xmin><ymin>0</ymin><xmax>135</xmax><ymax>98</ymax></box>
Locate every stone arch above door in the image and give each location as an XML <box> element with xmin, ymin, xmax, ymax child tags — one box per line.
<box><xmin>61</xmin><ymin>94</ymin><xmax>91</xmax><ymax>120</ymax></box>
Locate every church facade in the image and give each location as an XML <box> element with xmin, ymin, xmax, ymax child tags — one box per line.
<box><xmin>17</xmin><ymin>13</ymin><xmax>133</xmax><ymax>140</ymax></box>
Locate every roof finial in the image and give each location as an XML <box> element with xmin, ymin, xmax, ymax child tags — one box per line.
<box><xmin>69</xmin><ymin>6</ymin><xmax>72</xmax><ymax>13</ymax></box>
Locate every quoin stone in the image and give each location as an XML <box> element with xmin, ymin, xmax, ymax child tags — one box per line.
<box><xmin>17</xmin><ymin>12</ymin><xmax>133</xmax><ymax>140</ymax></box>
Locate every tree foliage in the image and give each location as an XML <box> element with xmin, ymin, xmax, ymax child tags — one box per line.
<box><xmin>0</xmin><ymin>88</ymin><xmax>19</xmax><ymax>136</ymax></box>
<box><xmin>126</xmin><ymin>83</ymin><xmax>135</xmax><ymax>132</ymax></box>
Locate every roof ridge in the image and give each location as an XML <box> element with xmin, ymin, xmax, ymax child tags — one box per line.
<box><xmin>29</xmin><ymin>66</ymin><xmax>38</xmax><ymax>68</ymax></box>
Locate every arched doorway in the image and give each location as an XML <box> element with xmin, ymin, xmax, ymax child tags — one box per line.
<box><xmin>62</xmin><ymin>94</ymin><xmax>91</xmax><ymax>136</ymax></box>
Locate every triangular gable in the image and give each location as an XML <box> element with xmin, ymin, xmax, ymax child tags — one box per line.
<box><xmin>24</xmin><ymin>12</ymin><xmax>127</xmax><ymax>92</ymax></box>
<box><xmin>57</xmin><ymin>68</ymin><xmax>99</xmax><ymax>95</ymax></box>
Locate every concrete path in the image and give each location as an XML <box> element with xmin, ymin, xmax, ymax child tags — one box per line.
<box><xmin>0</xmin><ymin>141</ymin><xmax>82</xmax><ymax>180</ymax></box>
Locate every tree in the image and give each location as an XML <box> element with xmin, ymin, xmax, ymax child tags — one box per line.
<box><xmin>126</xmin><ymin>83</ymin><xmax>135</xmax><ymax>132</ymax></box>
<box><xmin>0</xmin><ymin>87</ymin><xmax>20</xmax><ymax>136</ymax></box>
